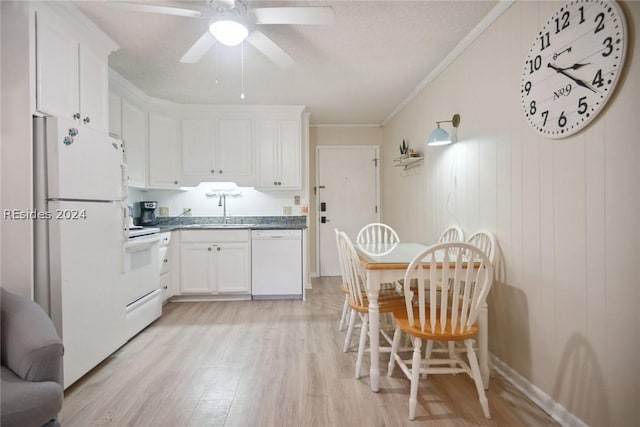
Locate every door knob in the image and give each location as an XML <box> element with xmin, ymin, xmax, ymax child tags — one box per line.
<box><xmin>321</xmin><ymin>216</ymin><xmax>330</xmax><ymax>223</ymax></box>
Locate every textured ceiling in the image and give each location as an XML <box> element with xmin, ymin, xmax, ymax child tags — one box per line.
<box><xmin>74</xmin><ymin>1</ymin><xmax>499</xmax><ymax>125</ymax></box>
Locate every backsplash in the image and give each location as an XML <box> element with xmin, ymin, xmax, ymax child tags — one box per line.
<box><xmin>127</xmin><ymin>183</ymin><xmax>307</xmax><ymax>218</ymax></box>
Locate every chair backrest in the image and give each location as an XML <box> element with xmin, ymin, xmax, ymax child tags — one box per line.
<box><xmin>466</xmin><ymin>230</ymin><xmax>497</xmax><ymax>265</ymax></box>
<box><xmin>334</xmin><ymin>228</ymin><xmax>349</xmax><ymax>288</ymax></box>
<box><xmin>438</xmin><ymin>225</ymin><xmax>464</xmax><ymax>243</ymax></box>
<box><xmin>402</xmin><ymin>242</ymin><xmax>494</xmax><ymax>336</ymax></box>
<box><xmin>337</xmin><ymin>231</ymin><xmax>367</xmax><ymax>308</ymax></box>
<box><xmin>356</xmin><ymin>223</ymin><xmax>400</xmax><ymax>256</ymax></box>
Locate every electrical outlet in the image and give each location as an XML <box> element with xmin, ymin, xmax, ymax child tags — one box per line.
<box><xmin>159</xmin><ymin>207</ymin><xmax>169</xmax><ymax>217</ymax></box>
<box><xmin>283</xmin><ymin>206</ymin><xmax>292</xmax><ymax>216</ymax></box>
<box><xmin>294</xmin><ymin>195</ymin><xmax>300</xmax><ymax>205</ymax></box>
<box><xmin>183</xmin><ymin>208</ymin><xmax>192</xmax><ymax>217</ymax></box>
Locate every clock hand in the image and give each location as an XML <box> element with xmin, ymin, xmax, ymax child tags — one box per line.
<box><xmin>547</xmin><ymin>63</ymin><xmax>597</xmax><ymax>93</ymax></box>
<box><xmin>560</xmin><ymin>62</ymin><xmax>590</xmax><ymax>71</ymax></box>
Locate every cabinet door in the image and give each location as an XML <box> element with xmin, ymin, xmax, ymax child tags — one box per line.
<box><xmin>182</xmin><ymin>119</ymin><xmax>214</xmax><ymax>179</ymax></box>
<box><xmin>35</xmin><ymin>8</ymin><xmax>79</xmax><ymax>121</ymax></box>
<box><xmin>214</xmin><ymin>243</ymin><xmax>250</xmax><ymax>294</ymax></box>
<box><xmin>122</xmin><ymin>100</ymin><xmax>147</xmax><ymax>187</ymax></box>
<box><xmin>216</xmin><ymin>119</ymin><xmax>252</xmax><ymax>178</ymax></box>
<box><xmin>79</xmin><ymin>46</ymin><xmax>109</xmax><ymax>133</ymax></box>
<box><xmin>278</xmin><ymin>120</ymin><xmax>301</xmax><ymax>189</ymax></box>
<box><xmin>180</xmin><ymin>244</ymin><xmax>214</xmax><ymax>294</ymax></box>
<box><xmin>109</xmin><ymin>93</ymin><xmax>122</xmax><ymax>137</ymax></box>
<box><xmin>254</xmin><ymin>120</ymin><xmax>278</xmax><ymax>188</ymax></box>
<box><xmin>149</xmin><ymin>113</ymin><xmax>181</xmax><ymax>188</ymax></box>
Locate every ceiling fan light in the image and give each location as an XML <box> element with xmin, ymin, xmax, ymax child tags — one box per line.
<box><xmin>209</xmin><ymin>19</ymin><xmax>249</xmax><ymax>46</ymax></box>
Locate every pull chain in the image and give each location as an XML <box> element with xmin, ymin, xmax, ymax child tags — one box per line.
<box><xmin>214</xmin><ymin>42</ymin><xmax>219</xmax><ymax>85</ymax></box>
<box><xmin>240</xmin><ymin>42</ymin><xmax>245</xmax><ymax>100</ymax></box>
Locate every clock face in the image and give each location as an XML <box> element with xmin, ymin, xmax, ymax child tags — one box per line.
<box><xmin>521</xmin><ymin>0</ymin><xmax>627</xmax><ymax>138</ymax></box>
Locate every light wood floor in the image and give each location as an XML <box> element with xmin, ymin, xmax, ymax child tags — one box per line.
<box><xmin>60</xmin><ymin>277</ymin><xmax>559</xmax><ymax>427</ymax></box>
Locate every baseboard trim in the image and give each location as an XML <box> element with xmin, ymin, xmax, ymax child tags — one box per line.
<box><xmin>491</xmin><ymin>355</ymin><xmax>587</xmax><ymax>427</ymax></box>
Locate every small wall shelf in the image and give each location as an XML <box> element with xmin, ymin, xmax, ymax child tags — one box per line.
<box><xmin>393</xmin><ymin>155</ymin><xmax>424</xmax><ymax>171</ymax></box>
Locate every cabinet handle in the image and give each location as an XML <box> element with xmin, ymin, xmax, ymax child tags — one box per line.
<box><xmin>174</xmin><ymin>180</ymin><xmax>179</xmax><ymax>185</ymax></box>
<box><xmin>273</xmin><ymin>181</ymin><xmax>277</xmax><ymax>185</ymax></box>
<box><xmin>208</xmin><ymin>247</ymin><xmax>212</xmax><ymax>251</ymax></box>
<box><xmin>83</xmin><ymin>116</ymin><xmax>91</xmax><ymax>124</ymax></box>
<box><xmin>217</xmin><ymin>247</ymin><xmax>221</xmax><ymax>251</ymax></box>
<box><xmin>211</xmin><ymin>170</ymin><xmax>215</xmax><ymax>174</ymax></box>
<box><xmin>73</xmin><ymin>113</ymin><xmax>81</xmax><ymax>120</ymax></box>
<box><xmin>163</xmin><ymin>285</ymin><xmax>168</xmax><ymax>289</ymax></box>
<box><xmin>219</xmin><ymin>170</ymin><xmax>223</xmax><ymax>174</ymax></box>
<box><xmin>163</xmin><ymin>259</ymin><xmax>168</xmax><ymax>263</ymax></box>
<box><xmin>278</xmin><ymin>182</ymin><xmax>282</xmax><ymax>186</ymax></box>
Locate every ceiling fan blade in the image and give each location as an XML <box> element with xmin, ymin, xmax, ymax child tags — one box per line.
<box><xmin>246</xmin><ymin>30</ymin><xmax>294</xmax><ymax>69</ymax></box>
<box><xmin>253</xmin><ymin>7</ymin><xmax>335</xmax><ymax>25</ymax></box>
<box><xmin>106</xmin><ymin>2</ymin><xmax>201</xmax><ymax>18</ymax></box>
<box><xmin>180</xmin><ymin>32</ymin><xmax>216</xmax><ymax>63</ymax></box>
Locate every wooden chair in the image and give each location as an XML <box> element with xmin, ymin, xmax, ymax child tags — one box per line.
<box><xmin>335</xmin><ymin>228</ymin><xmax>351</xmax><ymax>332</ymax></box>
<box><xmin>337</xmin><ymin>231</ymin><xmax>405</xmax><ymax>378</ymax></box>
<box><xmin>438</xmin><ymin>225</ymin><xmax>464</xmax><ymax>243</ymax></box>
<box><xmin>466</xmin><ymin>230</ymin><xmax>497</xmax><ymax>265</ymax></box>
<box><xmin>356</xmin><ymin>223</ymin><xmax>400</xmax><ymax>256</ymax></box>
<box><xmin>388</xmin><ymin>242</ymin><xmax>494</xmax><ymax>420</ymax></box>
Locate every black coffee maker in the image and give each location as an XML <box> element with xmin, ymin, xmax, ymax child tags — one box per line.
<box><xmin>136</xmin><ymin>201</ymin><xmax>158</xmax><ymax>226</ymax></box>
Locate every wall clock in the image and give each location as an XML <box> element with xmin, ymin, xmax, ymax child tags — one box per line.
<box><xmin>520</xmin><ymin>0</ymin><xmax>627</xmax><ymax>138</ymax></box>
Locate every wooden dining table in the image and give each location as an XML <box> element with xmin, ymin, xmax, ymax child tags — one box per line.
<box><xmin>355</xmin><ymin>242</ymin><xmax>490</xmax><ymax>392</ymax></box>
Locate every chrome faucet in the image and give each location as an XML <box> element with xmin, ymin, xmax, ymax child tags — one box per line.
<box><xmin>218</xmin><ymin>194</ymin><xmax>227</xmax><ymax>223</ymax></box>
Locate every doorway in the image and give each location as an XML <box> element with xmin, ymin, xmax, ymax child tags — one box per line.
<box><xmin>316</xmin><ymin>145</ymin><xmax>379</xmax><ymax>276</ymax></box>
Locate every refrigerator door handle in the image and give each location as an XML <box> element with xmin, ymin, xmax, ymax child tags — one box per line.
<box><xmin>122</xmin><ymin>202</ymin><xmax>129</xmax><ymax>241</ymax></box>
<box><xmin>120</xmin><ymin>163</ymin><xmax>128</xmax><ymax>200</ymax></box>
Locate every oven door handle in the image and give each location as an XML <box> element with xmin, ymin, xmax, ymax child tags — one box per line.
<box><xmin>124</xmin><ymin>234</ymin><xmax>163</xmax><ymax>250</ymax></box>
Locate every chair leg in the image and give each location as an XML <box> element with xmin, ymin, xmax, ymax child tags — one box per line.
<box><xmin>409</xmin><ymin>337</ymin><xmax>422</xmax><ymax>421</ymax></box>
<box><xmin>448</xmin><ymin>341</ymin><xmax>456</xmax><ymax>370</ymax></box>
<box><xmin>465</xmin><ymin>339</ymin><xmax>491</xmax><ymax>419</ymax></box>
<box><xmin>422</xmin><ymin>340</ymin><xmax>434</xmax><ymax>379</ymax></box>
<box><xmin>339</xmin><ymin>295</ymin><xmax>349</xmax><ymax>332</ymax></box>
<box><xmin>343</xmin><ymin>309</ymin><xmax>357</xmax><ymax>353</ymax></box>
<box><xmin>387</xmin><ymin>325</ymin><xmax>402</xmax><ymax>377</ymax></box>
<box><xmin>355</xmin><ymin>313</ymin><xmax>369</xmax><ymax>379</ymax></box>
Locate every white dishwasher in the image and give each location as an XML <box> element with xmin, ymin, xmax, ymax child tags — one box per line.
<box><xmin>251</xmin><ymin>229</ymin><xmax>302</xmax><ymax>300</ymax></box>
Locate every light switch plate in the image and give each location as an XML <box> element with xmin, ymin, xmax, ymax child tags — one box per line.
<box><xmin>294</xmin><ymin>196</ymin><xmax>300</xmax><ymax>205</ymax></box>
<box><xmin>283</xmin><ymin>206</ymin><xmax>292</xmax><ymax>215</ymax></box>
<box><xmin>159</xmin><ymin>207</ymin><xmax>169</xmax><ymax>217</ymax></box>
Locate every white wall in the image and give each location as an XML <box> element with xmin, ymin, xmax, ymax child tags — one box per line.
<box><xmin>127</xmin><ymin>185</ymin><xmax>305</xmax><ymax>218</ymax></box>
<box><xmin>1</xmin><ymin>1</ymin><xmax>34</xmax><ymax>298</ymax></box>
<box><xmin>381</xmin><ymin>1</ymin><xmax>640</xmax><ymax>426</ymax></box>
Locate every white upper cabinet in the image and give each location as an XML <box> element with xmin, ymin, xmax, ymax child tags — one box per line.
<box><xmin>255</xmin><ymin>119</ymin><xmax>301</xmax><ymax>189</ymax></box>
<box><xmin>216</xmin><ymin>119</ymin><xmax>253</xmax><ymax>179</ymax></box>
<box><xmin>35</xmin><ymin>5</ymin><xmax>114</xmax><ymax>134</ymax></box>
<box><xmin>108</xmin><ymin>93</ymin><xmax>122</xmax><ymax>138</ymax></box>
<box><xmin>121</xmin><ymin>100</ymin><xmax>146</xmax><ymax>187</ymax></box>
<box><xmin>181</xmin><ymin>117</ymin><xmax>252</xmax><ymax>186</ymax></box>
<box><xmin>149</xmin><ymin>113</ymin><xmax>181</xmax><ymax>188</ymax></box>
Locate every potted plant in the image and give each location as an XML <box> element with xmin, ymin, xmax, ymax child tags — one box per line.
<box><xmin>399</xmin><ymin>139</ymin><xmax>408</xmax><ymax>158</ymax></box>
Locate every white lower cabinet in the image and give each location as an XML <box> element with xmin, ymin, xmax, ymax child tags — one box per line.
<box><xmin>179</xmin><ymin>230</ymin><xmax>250</xmax><ymax>295</ymax></box>
<box><xmin>159</xmin><ymin>232</ymin><xmax>175</xmax><ymax>302</ymax></box>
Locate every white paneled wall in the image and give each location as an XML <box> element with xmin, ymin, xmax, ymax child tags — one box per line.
<box><xmin>381</xmin><ymin>1</ymin><xmax>640</xmax><ymax>426</ymax></box>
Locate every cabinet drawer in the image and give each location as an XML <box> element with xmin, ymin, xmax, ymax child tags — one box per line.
<box><xmin>180</xmin><ymin>229</ymin><xmax>249</xmax><ymax>243</ymax></box>
<box><xmin>159</xmin><ymin>246</ymin><xmax>170</xmax><ymax>275</ymax></box>
<box><xmin>159</xmin><ymin>232</ymin><xmax>171</xmax><ymax>246</ymax></box>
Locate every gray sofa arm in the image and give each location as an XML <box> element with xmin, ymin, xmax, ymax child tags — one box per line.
<box><xmin>1</xmin><ymin>287</ymin><xmax>64</xmax><ymax>385</ymax></box>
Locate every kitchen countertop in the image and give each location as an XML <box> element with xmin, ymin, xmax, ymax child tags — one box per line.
<box><xmin>152</xmin><ymin>216</ymin><xmax>307</xmax><ymax>232</ymax></box>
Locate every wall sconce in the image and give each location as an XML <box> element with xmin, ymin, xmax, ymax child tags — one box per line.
<box><xmin>427</xmin><ymin>114</ymin><xmax>461</xmax><ymax>146</ymax></box>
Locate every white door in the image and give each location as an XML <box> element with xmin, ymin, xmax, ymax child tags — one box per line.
<box><xmin>317</xmin><ymin>146</ymin><xmax>379</xmax><ymax>276</ymax></box>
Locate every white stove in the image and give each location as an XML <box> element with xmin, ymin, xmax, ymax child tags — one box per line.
<box><xmin>128</xmin><ymin>226</ymin><xmax>160</xmax><ymax>239</ymax></box>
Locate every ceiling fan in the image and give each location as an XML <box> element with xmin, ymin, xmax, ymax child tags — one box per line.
<box><xmin>107</xmin><ymin>0</ymin><xmax>335</xmax><ymax>68</ymax></box>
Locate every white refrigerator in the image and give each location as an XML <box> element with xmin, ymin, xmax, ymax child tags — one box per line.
<box><xmin>34</xmin><ymin>116</ymin><xmax>129</xmax><ymax>388</ymax></box>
